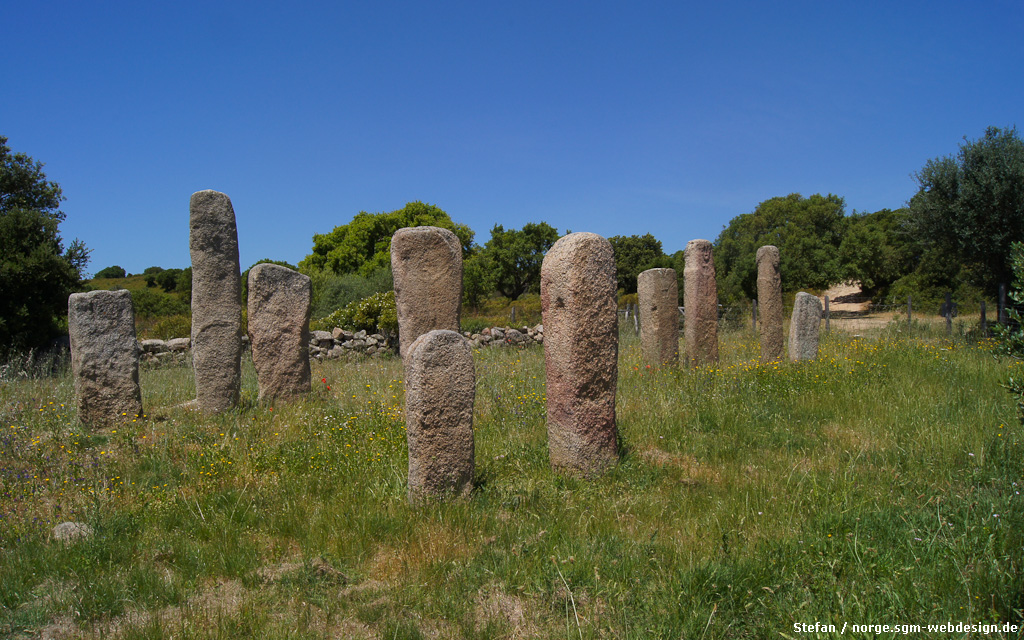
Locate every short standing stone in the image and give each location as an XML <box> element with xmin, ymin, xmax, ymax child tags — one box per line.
<box><xmin>405</xmin><ymin>330</ymin><xmax>475</xmax><ymax>501</ymax></box>
<box><xmin>789</xmin><ymin>292</ymin><xmax>823</xmax><ymax>362</ymax></box>
<box><xmin>189</xmin><ymin>190</ymin><xmax>243</xmax><ymax>414</ymax></box>
<box><xmin>391</xmin><ymin>226</ymin><xmax>463</xmax><ymax>358</ymax></box>
<box><xmin>756</xmin><ymin>245</ymin><xmax>784</xmax><ymax>363</ymax></box>
<box><xmin>247</xmin><ymin>264</ymin><xmax>312</xmax><ymax>402</ymax></box>
<box><xmin>68</xmin><ymin>290</ymin><xmax>143</xmax><ymax>428</ymax></box>
<box><xmin>52</xmin><ymin>522</ymin><xmax>94</xmax><ymax>544</ymax></box>
<box><xmin>638</xmin><ymin>268</ymin><xmax>679</xmax><ymax>366</ymax></box>
<box><xmin>683</xmin><ymin>239</ymin><xmax>718</xmax><ymax>366</ymax></box>
<box><xmin>541</xmin><ymin>232</ymin><xmax>619</xmax><ymax>477</ymax></box>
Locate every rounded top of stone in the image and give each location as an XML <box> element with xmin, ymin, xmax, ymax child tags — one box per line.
<box><xmin>249</xmin><ymin>262</ymin><xmax>307</xmax><ymax>282</ymax></box>
<box><xmin>685</xmin><ymin>239</ymin><xmax>712</xmax><ymax>249</ymax></box>
<box><xmin>638</xmin><ymin>267</ymin><xmax>676</xmax><ymax>278</ymax></box>
<box><xmin>391</xmin><ymin>226</ymin><xmax>462</xmax><ymax>261</ymax></box>
<box><xmin>756</xmin><ymin>245</ymin><xmax>780</xmax><ymax>262</ymax></box>
<box><xmin>548</xmin><ymin>231</ymin><xmax>612</xmax><ymax>255</ymax></box>
<box><xmin>407</xmin><ymin>329</ymin><xmax>470</xmax><ymax>359</ymax></box>
<box><xmin>69</xmin><ymin>288</ymin><xmax>132</xmax><ymax>303</ymax></box>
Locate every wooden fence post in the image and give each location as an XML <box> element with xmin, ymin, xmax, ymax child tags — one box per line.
<box><xmin>907</xmin><ymin>295</ymin><xmax>912</xmax><ymax>328</ymax></box>
<box><xmin>824</xmin><ymin>295</ymin><xmax>830</xmax><ymax>334</ymax></box>
<box><xmin>999</xmin><ymin>283</ymin><xmax>1008</xmax><ymax>325</ymax></box>
<box><xmin>945</xmin><ymin>291</ymin><xmax>953</xmax><ymax>335</ymax></box>
<box><xmin>752</xmin><ymin>299</ymin><xmax>757</xmax><ymax>332</ymax></box>
<box><xmin>980</xmin><ymin>301</ymin><xmax>988</xmax><ymax>337</ymax></box>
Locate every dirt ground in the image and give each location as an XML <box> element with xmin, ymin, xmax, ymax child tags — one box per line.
<box><xmin>817</xmin><ymin>282</ymin><xmax>903</xmax><ymax>332</ymax></box>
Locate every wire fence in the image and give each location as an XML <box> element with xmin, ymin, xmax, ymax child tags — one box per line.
<box><xmin>616</xmin><ymin>292</ymin><xmax>1024</xmax><ymax>338</ymax></box>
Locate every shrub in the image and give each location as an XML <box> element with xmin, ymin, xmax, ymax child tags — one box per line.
<box><xmin>311</xmin><ymin>291</ymin><xmax>397</xmax><ymax>336</ymax></box>
<box><xmin>996</xmin><ymin>242</ymin><xmax>1024</xmax><ymax>420</ymax></box>
<box><xmin>130</xmin><ymin>287</ymin><xmax>190</xmax><ymax>318</ymax></box>
<box><xmin>307</xmin><ymin>267</ymin><xmax>392</xmax><ymax>320</ymax></box>
<box><xmin>94</xmin><ymin>265</ymin><xmax>126</xmax><ymax>279</ymax></box>
<box><xmin>150</xmin><ymin>314</ymin><xmax>191</xmax><ymax>340</ymax></box>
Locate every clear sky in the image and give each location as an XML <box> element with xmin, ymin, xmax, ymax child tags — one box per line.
<box><xmin>4</xmin><ymin>1</ymin><xmax>1022</xmax><ymax>276</ymax></box>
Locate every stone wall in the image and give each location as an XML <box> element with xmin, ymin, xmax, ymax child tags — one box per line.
<box><xmin>138</xmin><ymin>323</ymin><xmax>545</xmax><ymax>364</ymax></box>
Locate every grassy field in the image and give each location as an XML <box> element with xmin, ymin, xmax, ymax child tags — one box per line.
<box><xmin>1</xmin><ymin>322</ymin><xmax>1022</xmax><ymax>638</ymax></box>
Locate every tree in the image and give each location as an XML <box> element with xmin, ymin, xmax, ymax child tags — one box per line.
<box><xmin>714</xmin><ymin>193</ymin><xmax>847</xmax><ymax>303</ymax></box>
<box><xmin>907</xmin><ymin>126</ymin><xmax>1024</xmax><ymax>292</ymax></box>
<box><xmin>298</xmin><ymin>202</ymin><xmax>474</xmax><ymax>276</ymax></box>
<box><xmin>94</xmin><ymin>265</ymin><xmax>127</xmax><ymax>279</ymax></box>
<box><xmin>608</xmin><ymin>234</ymin><xmax>666</xmax><ymax>293</ymax></box>
<box><xmin>0</xmin><ymin>136</ymin><xmax>88</xmax><ymax>352</ymax></box>
<box><xmin>838</xmin><ymin>208</ymin><xmax>916</xmax><ymax>295</ymax></box>
<box><xmin>480</xmin><ymin>222</ymin><xmax>560</xmax><ymax>299</ymax></box>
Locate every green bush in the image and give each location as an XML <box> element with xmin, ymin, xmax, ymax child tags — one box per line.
<box><xmin>150</xmin><ymin>314</ymin><xmax>191</xmax><ymax>340</ymax></box>
<box><xmin>130</xmin><ymin>287</ymin><xmax>190</xmax><ymax>318</ymax></box>
<box><xmin>311</xmin><ymin>290</ymin><xmax>397</xmax><ymax>336</ymax></box>
<box><xmin>94</xmin><ymin>265</ymin><xmax>126</xmax><ymax>279</ymax></box>
<box><xmin>307</xmin><ymin>267</ymin><xmax>392</xmax><ymax>319</ymax></box>
<box><xmin>996</xmin><ymin>242</ymin><xmax>1024</xmax><ymax>420</ymax></box>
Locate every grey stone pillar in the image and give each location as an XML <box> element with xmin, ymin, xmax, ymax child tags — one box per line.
<box><xmin>683</xmin><ymin>239</ymin><xmax>718</xmax><ymax>366</ymax></box>
<box><xmin>405</xmin><ymin>330</ymin><xmax>475</xmax><ymax>501</ymax></box>
<box><xmin>190</xmin><ymin>190</ymin><xmax>243</xmax><ymax>414</ymax></box>
<box><xmin>788</xmin><ymin>292</ymin><xmax>822</xmax><ymax>362</ymax></box>
<box><xmin>247</xmin><ymin>264</ymin><xmax>312</xmax><ymax>402</ymax></box>
<box><xmin>638</xmin><ymin>268</ymin><xmax>679</xmax><ymax>367</ymax></box>
<box><xmin>756</xmin><ymin>245</ymin><xmax>783</xmax><ymax>363</ymax></box>
<box><xmin>541</xmin><ymin>232</ymin><xmax>619</xmax><ymax>477</ymax></box>
<box><xmin>68</xmin><ymin>290</ymin><xmax>143</xmax><ymax>428</ymax></box>
<box><xmin>391</xmin><ymin>226</ymin><xmax>463</xmax><ymax>358</ymax></box>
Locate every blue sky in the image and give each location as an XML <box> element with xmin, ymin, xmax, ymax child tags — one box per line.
<box><xmin>4</xmin><ymin>1</ymin><xmax>1022</xmax><ymax>276</ymax></box>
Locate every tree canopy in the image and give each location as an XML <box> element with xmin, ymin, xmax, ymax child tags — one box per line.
<box><xmin>608</xmin><ymin>233</ymin><xmax>666</xmax><ymax>293</ymax></box>
<box><xmin>714</xmin><ymin>193</ymin><xmax>846</xmax><ymax>303</ymax></box>
<box><xmin>0</xmin><ymin>136</ymin><xmax>88</xmax><ymax>352</ymax></box>
<box><xmin>907</xmin><ymin>126</ymin><xmax>1024</xmax><ymax>291</ymax></box>
<box><xmin>479</xmin><ymin>222</ymin><xmax>560</xmax><ymax>299</ymax></box>
<box><xmin>298</xmin><ymin>202</ymin><xmax>473</xmax><ymax>276</ymax></box>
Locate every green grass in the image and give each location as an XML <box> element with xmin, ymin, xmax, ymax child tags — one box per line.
<box><xmin>1</xmin><ymin>325</ymin><xmax>1022</xmax><ymax>638</ymax></box>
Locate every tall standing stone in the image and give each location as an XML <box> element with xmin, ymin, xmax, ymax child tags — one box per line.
<box><xmin>190</xmin><ymin>190</ymin><xmax>242</xmax><ymax>413</ymax></box>
<box><xmin>683</xmin><ymin>239</ymin><xmax>718</xmax><ymax>366</ymax></box>
<box><xmin>68</xmin><ymin>290</ymin><xmax>143</xmax><ymax>428</ymax></box>
<box><xmin>391</xmin><ymin>226</ymin><xmax>462</xmax><ymax>358</ymax></box>
<box><xmin>541</xmin><ymin>232</ymin><xmax>619</xmax><ymax>477</ymax></box>
<box><xmin>638</xmin><ymin>268</ymin><xmax>679</xmax><ymax>367</ymax></box>
<box><xmin>405</xmin><ymin>330</ymin><xmax>475</xmax><ymax>501</ymax></box>
<box><xmin>247</xmin><ymin>264</ymin><xmax>312</xmax><ymax>402</ymax></box>
<box><xmin>788</xmin><ymin>292</ymin><xmax>822</xmax><ymax>362</ymax></box>
<box><xmin>756</xmin><ymin>245</ymin><xmax>784</xmax><ymax>363</ymax></box>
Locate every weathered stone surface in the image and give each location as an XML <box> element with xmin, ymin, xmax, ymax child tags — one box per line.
<box><xmin>140</xmin><ymin>339</ymin><xmax>169</xmax><ymax>353</ymax></box>
<box><xmin>756</xmin><ymin>245</ymin><xmax>784</xmax><ymax>363</ymax></box>
<box><xmin>638</xmin><ymin>268</ymin><xmax>679</xmax><ymax>367</ymax></box>
<box><xmin>540</xmin><ymin>232</ymin><xmax>619</xmax><ymax>477</ymax></box>
<box><xmin>189</xmin><ymin>190</ymin><xmax>242</xmax><ymax>414</ymax></box>
<box><xmin>404</xmin><ymin>330</ymin><xmax>475</xmax><ymax>501</ymax></box>
<box><xmin>53</xmin><ymin>522</ymin><xmax>93</xmax><ymax>544</ymax></box>
<box><xmin>247</xmin><ymin>264</ymin><xmax>312</xmax><ymax>402</ymax></box>
<box><xmin>68</xmin><ymin>290</ymin><xmax>143</xmax><ymax>428</ymax></box>
<box><xmin>789</xmin><ymin>292</ymin><xmax>822</xmax><ymax>362</ymax></box>
<box><xmin>391</xmin><ymin>226</ymin><xmax>462</xmax><ymax>357</ymax></box>
<box><xmin>683</xmin><ymin>239</ymin><xmax>719</xmax><ymax>366</ymax></box>
<box><xmin>166</xmin><ymin>337</ymin><xmax>190</xmax><ymax>352</ymax></box>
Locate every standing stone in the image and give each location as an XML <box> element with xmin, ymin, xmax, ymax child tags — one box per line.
<box><xmin>190</xmin><ymin>190</ymin><xmax>242</xmax><ymax>413</ymax></box>
<box><xmin>391</xmin><ymin>226</ymin><xmax>462</xmax><ymax>358</ymax></box>
<box><xmin>405</xmin><ymin>330</ymin><xmax>475</xmax><ymax>501</ymax></box>
<box><xmin>788</xmin><ymin>292</ymin><xmax>823</xmax><ymax>362</ymax></box>
<box><xmin>683</xmin><ymin>239</ymin><xmax>719</xmax><ymax>366</ymax></box>
<box><xmin>638</xmin><ymin>268</ymin><xmax>679</xmax><ymax>367</ymax></box>
<box><xmin>756</xmin><ymin>245</ymin><xmax>784</xmax><ymax>363</ymax></box>
<box><xmin>541</xmin><ymin>232</ymin><xmax>619</xmax><ymax>477</ymax></box>
<box><xmin>247</xmin><ymin>264</ymin><xmax>312</xmax><ymax>402</ymax></box>
<box><xmin>68</xmin><ymin>290</ymin><xmax>143</xmax><ymax>428</ymax></box>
